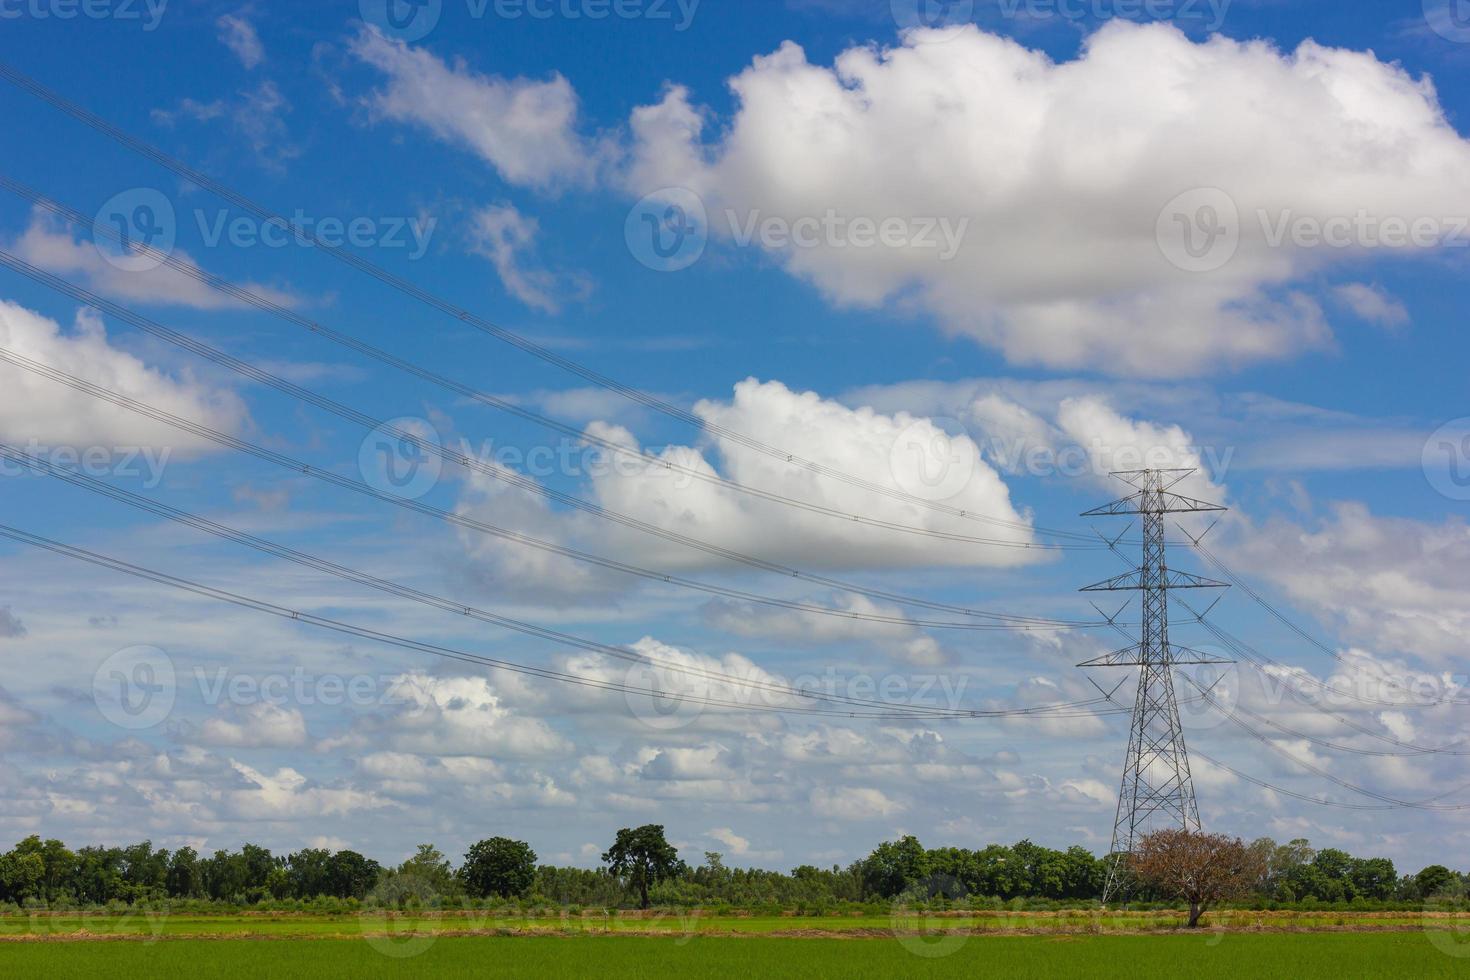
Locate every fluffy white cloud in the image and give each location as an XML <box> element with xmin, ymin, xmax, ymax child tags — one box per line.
<box><xmin>0</xmin><ymin>299</ymin><xmax>247</xmax><ymax>449</ymax></box>
<box><xmin>331</xmin><ymin>672</ymin><xmax>573</xmax><ymax>759</ymax></box>
<box><xmin>468</xmin><ymin>204</ymin><xmax>588</xmax><ymax>313</ymax></box>
<box><xmin>217</xmin><ymin>13</ymin><xmax>264</xmax><ymax>70</ymax></box>
<box><xmin>809</xmin><ymin>785</ymin><xmax>904</xmax><ymax>820</ymax></box>
<box><xmin>626</xmin><ymin>22</ymin><xmax>1470</xmax><ymax>376</ymax></box>
<box><xmin>1331</xmin><ymin>282</ymin><xmax>1410</xmax><ymax>331</ymax></box>
<box><xmin>196</xmin><ymin>702</ymin><xmax>309</xmax><ymax>749</ymax></box>
<box><xmin>1227</xmin><ymin>502</ymin><xmax>1470</xmax><ymax>665</ymax></box>
<box><xmin>350</xmin><ymin>26</ymin><xmax>601</xmax><ymax>190</ymax></box>
<box><xmin>454</xmin><ymin>378</ymin><xmax>1039</xmax><ymax>598</ymax></box>
<box><xmin>12</xmin><ymin>213</ymin><xmax>302</xmax><ymax>311</ymax></box>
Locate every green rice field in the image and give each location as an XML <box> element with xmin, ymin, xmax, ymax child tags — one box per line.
<box><xmin>4</xmin><ymin>911</ymin><xmax>1470</xmax><ymax>978</ymax></box>
<box><xmin>3</xmin><ymin>932</ymin><xmax>1470</xmax><ymax>979</ymax></box>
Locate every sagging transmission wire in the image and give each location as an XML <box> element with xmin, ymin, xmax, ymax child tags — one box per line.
<box><xmin>0</xmin><ymin>341</ymin><xmax>1107</xmax><ymax>633</ymax></box>
<box><xmin>1189</xmin><ymin>541</ymin><xmax>1467</xmax><ymax>707</ymax></box>
<box><xmin>0</xmin><ymin>59</ymin><xmax>1113</xmax><ymax>549</ymax></box>
<box><xmin>1</xmin><ymin>442</ymin><xmax>1055</xmax><ymax>716</ymax></box>
<box><xmin>0</xmin><ymin>522</ymin><xmax>1134</xmax><ymax>722</ymax></box>
<box><xmin>0</xmin><ymin>174</ymin><xmax>1118</xmax><ymax>555</ymax></box>
<box><xmin>1174</xmin><ymin>670</ymin><xmax>1470</xmax><ymax>759</ymax></box>
<box><xmin>1172</xmin><ymin>673</ymin><xmax>1470</xmax><ymax>811</ymax></box>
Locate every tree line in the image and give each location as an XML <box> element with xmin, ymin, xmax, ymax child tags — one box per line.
<box><xmin>0</xmin><ymin>828</ymin><xmax>1463</xmax><ymax>910</ymax></box>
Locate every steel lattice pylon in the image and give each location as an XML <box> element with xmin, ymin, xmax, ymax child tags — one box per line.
<box><xmin>1078</xmin><ymin>469</ymin><xmax>1230</xmax><ymax>903</ymax></box>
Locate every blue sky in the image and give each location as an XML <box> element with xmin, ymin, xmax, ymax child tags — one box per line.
<box><xmin>0</xmin><ymin>0</ymin><xmax>1467</xmax><ymax>874</ymax></box>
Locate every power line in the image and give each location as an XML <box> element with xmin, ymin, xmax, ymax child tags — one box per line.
<box><xmin>1175</xmin><ymin>675</ymin><xmax>1470</xmax><ymax>812</ymax></box>
<box><xmin>0</xmin><ymin>522</ymin><xmax>1133</xmax><ymax>722</ymax></box>
<box><xmin>1186</xmin><ymin>602</ymin><xmax>1469</xmax><ymax>710</ymax></box>
<box><xmin>0</xmin><ymin>60</ymin><xmax>1108</xmax><ymax>546</ymax></box>
<box><xmin>3</xmin><ymin>442</ymin><xmax>1083</xmax><ymax>717</ymax></box>
<box><xmin>1190</xmin><ymin>542</ymin><xmax>1466</xmax><ymax>706</ymax></box>
<box><xmin>0</xmin><ymin>343</ymin><xmax>1097</xmax><ymax>631</ymax></box>
<box><xmin>1174</xmin><ymin>670</ymin><xmax>1470</xmax><ymax>758</ymax></box>
<box><xmin>0</xmin><ymin>245</ymin><xmax>1071</xmax><ymax>555</ymax></box>
<box><xmin>0</xmin><ymin>175</ymin><xmax>1115</xmax><ymax>555</ymax></box>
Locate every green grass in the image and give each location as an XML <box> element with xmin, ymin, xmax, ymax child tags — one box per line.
<box><xmin>0</xmin><ymin>908</ymin><xmax>1455</xmax><ymax>939</ymax></box>
<box><xmin>3</xmin><ymin>933</ymin><xmax>1470</xmax><ymax>978</ymax></box>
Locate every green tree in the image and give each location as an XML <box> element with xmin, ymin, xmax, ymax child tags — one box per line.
<box><xmin>399</xmin><ymin>844</ymin><xmax>456</xmax><ymax>894</ymax></box>
<box><xmin>459</xmin><ymin>838</ymin><xmax>538</xmax><ymax>899</ymax></box>
<box><xmin>603</xmin><ymin>825</ymin><xmax>681</xmax><ymax>909</ymax></box>
<box><xmin>166</xmin><ymin>847</ymin><xmax>201</xmax><ymax>898</ymax></box>
<box><xmin>1348</xmin><ymin>857</ymin><xmax>1397</xmax><ymax>901</ymax></box>
<box><xmin>329</xmin><ymin>851</ymin><xmax>381</xmax><ymax>900</ymax></box>
<box><xmin>286</xmin><ymin>848</ymin><xmax>335</xmax><ymax>899</ymax></box>
<box><xmin>1418</xmin><ymin>865</ymin><xmax>1456</xmax><ymax>899</ymax></box>
<box><xmin>858</xmin><ymin>836</ymin><xmax>928</xmax><ymax>899</ymax></box>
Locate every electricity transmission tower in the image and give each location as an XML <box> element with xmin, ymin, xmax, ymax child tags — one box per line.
<box><xmin>1078</xmin><ymin>469</ymin><xmax>1230</xmax><ymax>902</ymax></box>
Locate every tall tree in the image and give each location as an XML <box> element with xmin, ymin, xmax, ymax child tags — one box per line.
<box><xmin>459</xmin><ymin>838</ymin><xmax>538</xmax><ymax>899</ymax></box>
<box><xmin>1132</xmin><ymin>829</ymin><xmax>1266</xmax><ymax>928</ymax></box>
<box><xmin>603</xmin><ymin>825</ymin><xmax>681</xmax><ymax>909</ymax></box>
